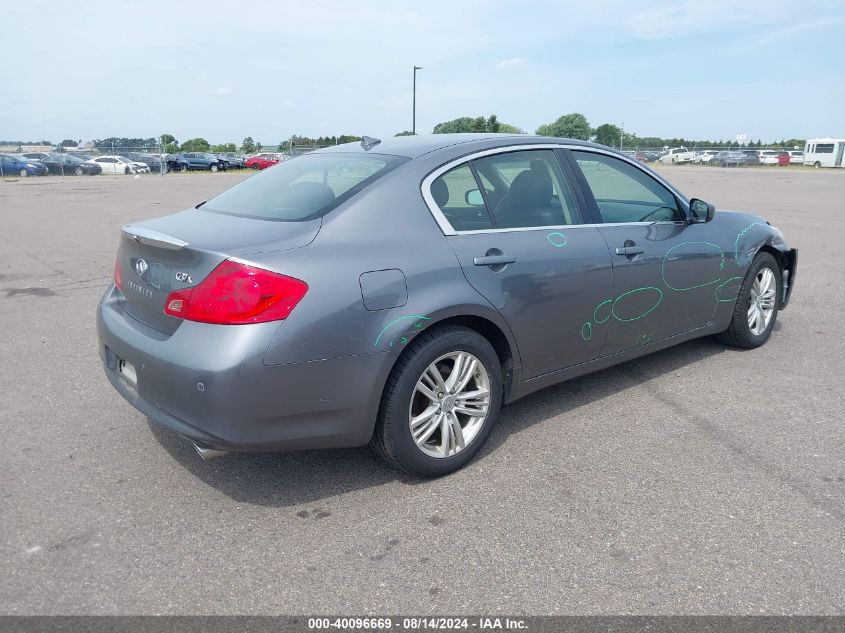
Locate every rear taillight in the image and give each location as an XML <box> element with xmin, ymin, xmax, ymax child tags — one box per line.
<box><xmin>114</xmin><ymin>256</ymin><xmax>124</xmax><ymax>290</ymax></box>
<box><xmin>164</xmin><ymin>260</ymin><xmax>308</xmax><ymax>325</ymax></box>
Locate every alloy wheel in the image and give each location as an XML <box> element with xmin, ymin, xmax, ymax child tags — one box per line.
<box><xmin>748</xmin><ymin>266</ymin><xmax>777</xmax><ymax>335</ymax></box>
<box><xmin>408</xmin><ymin>351</ymin><xmax>491</xmax><ymax>459</ymax></box>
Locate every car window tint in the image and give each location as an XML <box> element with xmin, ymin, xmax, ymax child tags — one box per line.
<box><xmin>430</xmin><ymin>164</ymin><xmax>493</xmax><ymax>231</ymax></box>
<box><xmin>204</xmin><ymin>153</ymin><xmax>407</xmax><ymax>221</ymax></box>
<box><xmin>571</xmin><ymin>151</ymin><xmax>682</xmax><ymax>223</ymax></box>
<box><xmin>471</xmin><ymin>150</ymin><xmax>580</xmax><ymax>229</ymax></box>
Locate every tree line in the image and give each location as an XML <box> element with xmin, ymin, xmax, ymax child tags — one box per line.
<box><xmin>427</xmin><ymin>113</ymin><xmax>805</xmax><ymax>149</ymax></box>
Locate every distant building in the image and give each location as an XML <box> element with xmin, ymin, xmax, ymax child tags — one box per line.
<box><xmin>20</xmin><ymin>144</ymin><xmax>53</xmax><ymax>153</ymax></box>
<box><xmin>0</xmin><ymin>144</ymin><xmax>19</xmax><ymax>153</ymax></box>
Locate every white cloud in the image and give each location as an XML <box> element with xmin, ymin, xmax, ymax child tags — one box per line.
<box><xmin>492</xmin><ymin>57</ymin><xmax>527</xmax><ymax>70</ymax></box>
<box><xmin>210</xmin><ymin>87</ymin><xmax>232</xmax><ymax>96</ymax></box>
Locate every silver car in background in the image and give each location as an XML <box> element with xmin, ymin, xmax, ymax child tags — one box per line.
<box><xmin>98</xmin><ymin>134</ymin><xmax>796</xmax><ymax>477</ymax></box>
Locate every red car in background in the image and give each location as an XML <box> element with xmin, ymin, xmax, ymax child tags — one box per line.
<box><xmin>245</xmin><ymin>153</ymin><xmax>282</xmax><ymax>170</ymax></box>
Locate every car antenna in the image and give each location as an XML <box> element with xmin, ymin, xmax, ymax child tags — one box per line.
<box><xmin>360</xmin><ymin>136</ymin><xmax>381</xmax><ymax>151</ymax></box>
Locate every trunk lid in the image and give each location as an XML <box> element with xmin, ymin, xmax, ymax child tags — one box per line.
<box><xmin>117</xmin><ymin>209</ymin><xmax>321</xmax><ymax>334</ymax></box>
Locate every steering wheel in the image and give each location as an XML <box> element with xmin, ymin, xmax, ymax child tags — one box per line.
<box><xmin>637</xmin><ymin>206</ymin><xmax>677</xmax><ymax>223</ymax></box>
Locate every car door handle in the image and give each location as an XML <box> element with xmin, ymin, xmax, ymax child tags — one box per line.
<box><xmin>473</xmin><ymin>255</ymin><xmax>516</xmax><ymax>266</ymax></box>
<box><xmin>615</xmin><ymin>246</ymin><xmax>644</xmax><ymax>256</ymax></box>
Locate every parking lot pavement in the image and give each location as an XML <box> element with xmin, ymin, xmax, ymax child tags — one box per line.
<box><xmin>1</xmin><ymin>168</ymin><xmax>843</xmax><ymax>615</ymax></box>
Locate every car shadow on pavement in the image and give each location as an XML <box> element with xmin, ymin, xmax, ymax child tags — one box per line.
<box><xmin>149</xmin><ymin>336</ymin><xmax>730</xmax><ymax>508</ymax></box>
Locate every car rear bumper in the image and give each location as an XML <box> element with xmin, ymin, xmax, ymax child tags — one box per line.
<box><xmin>97</xmin><ymin>287</ymin><xmax>382</xmax><ymax>452</ymax></box>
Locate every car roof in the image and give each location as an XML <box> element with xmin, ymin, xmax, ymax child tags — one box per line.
<box><xmin>311</xmin><ymin>133</ymin><xmax>604</xmax><ymax>159</ymax></box>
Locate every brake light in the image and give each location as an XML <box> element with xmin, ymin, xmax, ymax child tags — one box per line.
<box><xmin>114</xmin><ymin>256</ymin><xmax>124</xmax><ymax>290</ymax></box>
<box><xmin>164</xmin><ymin>260</ymin><xmax>308</xmax><ymax>325</ymax></box>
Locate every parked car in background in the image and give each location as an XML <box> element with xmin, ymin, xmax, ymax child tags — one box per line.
<box><xmin>758</xmin><ymin>150</ymin><xmax>781</xmax><ymax>165</ymax></box>
<box><xmin>20</xmin><ymin>152</ymin><xmax>52</xmax><ymax>162</ymax></box>
<box><xmin>99</xmin><ymin>134</ymin><xmax>796</xmax><ymax>477</ymax></box>
<box><xmin>41</xmin><ymin>153</ymin><xmax>102</xmax><ymax>175</ymax></box>
<box><xmin>740</xmin><ymin>150</ymin><xmax>761</xmax><ymax>166</ymax></box>
<box><xmin>788</xmin><ymin>151</ymin><xmax>804</xmax><ymax>165</ymax></box>
<box><xmin>0</xmin><ymin>153</ymin><xmax>48</xmax><ymax>177</ymax></box>
<box><xmin>166</xmin><ymin>152</ymin><xmax>223</xmax><ymax>172</ymax></box>
<box><xmin>86</xmin><ymin>155</ymin><xmax>146</xmax><ymax>175</ymax></box>
<box><xmin>245</xmin><ymin>153</ymin><xmax>280</xmax><ymax>170</ymax></box>
<box><xmin>217</xmin><ymin>153</ymin><xmax>245</xmax><ymax>168</ymax></box>
<box><xmin>634</xmin><ymin>151</ymin><xmax>660</xmax><ymax>162</ymax></box>
<box><xmin>713</xmin><ymin>151</ymin><xmax>749</xmax><ymax>167</ymax></box>
<box><xmin>125</xmin><ymin>153</ymin><xmax>165</xmax><ymax>173</ymax></box>
<box><xmin>693</xmin><ymin>150</ymin><xmax>719</xmax><ymax>164</ymax></box>
<box><xmin>657</xmin><ymin>147</ymin><xmax>696</xmax><ymax>164</ymax></box>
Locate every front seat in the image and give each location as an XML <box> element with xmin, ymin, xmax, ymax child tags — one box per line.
<box><xmin>494</xmin><ymin>167</ymin><xmax>560</xmax><ymax>229</ymax></box>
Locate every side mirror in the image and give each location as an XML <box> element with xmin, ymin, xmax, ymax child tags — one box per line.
<box><xmin>689</xmin><ymin>198</ymin><xmax>715</xmax><ymax>223</ymax></box>
<box><xmin>465</xmin><ymin>189</ymin><xmax>485</xmax><ymax>206</ymax></box>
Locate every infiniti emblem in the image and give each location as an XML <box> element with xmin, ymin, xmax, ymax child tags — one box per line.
<box><xmin>135</xmin><ymin>258</ymin><xmax>148</xmax><ymax>276</ymax></box>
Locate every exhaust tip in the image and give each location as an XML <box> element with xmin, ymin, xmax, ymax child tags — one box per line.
<box><xmin>190</xmin><ymin>441</ymin><xmax>229</xmax><ymax>461</ymax></box>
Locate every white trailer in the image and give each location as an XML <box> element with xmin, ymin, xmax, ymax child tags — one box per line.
<box><xmin>804</xmin><ymin>138</ymin><xmax>845</xmax><ymax>168</ymax></box>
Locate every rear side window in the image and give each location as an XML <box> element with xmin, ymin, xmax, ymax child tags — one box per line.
<box><xmin>204</xmin><ymin>153</ymin><xmax>408</xmax><ymax>221</ymax></box>
<box><xmin>430</xmin><ymin>149</ymin><xmax>581</xmax><ymax>231</ymax></box>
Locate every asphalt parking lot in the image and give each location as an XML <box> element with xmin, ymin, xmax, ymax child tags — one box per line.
<box><xmin>1</xmin><ymin>167</ymin><xmax>843</xmax><ymax>615</ymax></box>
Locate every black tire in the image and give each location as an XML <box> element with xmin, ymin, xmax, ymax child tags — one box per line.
<box><xmin>19</xmin><ymin>168</ymin><xmax>28</xmax><ymax>178</ymax></box>
<box><xmin>181</xmin><ymin>164</ymin><xmax>189</xmax><ymax>173</ymax></box>
<box><xmin>717</xmin><ymin>251</ymin><xmax>781</xmax><ymax>349</ymax></box>
<box><xmin>252</xmin><ymin>163</ymin><xmax>260</xmax><ymax>170</ymax></box>
<box><xmin>371</xmin><ymin>324</ymin><xmax>503</xmax><ymax>478</ymax></box>
<box><xmin>210</xmin><ymin>164</ymin><xmax>219</xmax><ymax>172</ymax></box>
<box><xmin>74</xmin><ymin>166</ymin><xmax>84</xmax><ymax>176</ymax></box>
<box><xmin>814</xmin><ymin>161</ymin><xmax>821</xmax><ymax>168</ymax></box>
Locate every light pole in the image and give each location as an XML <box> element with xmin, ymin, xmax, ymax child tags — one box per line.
<box><xmin>412</xmin><ymin>65</ymin><xmax>422</xmax><ymax>135</ymax></box>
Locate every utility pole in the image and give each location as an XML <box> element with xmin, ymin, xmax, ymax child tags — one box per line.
<box><xmin>412</xmin><ymin>66</ymin><xmax>422</xmax><ymax>135</ymax></box>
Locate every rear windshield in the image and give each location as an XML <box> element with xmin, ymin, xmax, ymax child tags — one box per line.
<box><xmin>203</xmin><ymin>153</ymin><xmax>408</xmax><ymax>221</ymax></box>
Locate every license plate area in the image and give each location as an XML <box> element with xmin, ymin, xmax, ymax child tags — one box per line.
<box><xmin>118</xmin><ymin>359</ymin><xmax>137</xmax><ymax>385</ymax></box>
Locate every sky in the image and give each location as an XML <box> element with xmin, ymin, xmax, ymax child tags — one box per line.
<box><xmin>2</xmin><ymin>0</ymin><xmax>844</xmax><ymax>144</ymax></box>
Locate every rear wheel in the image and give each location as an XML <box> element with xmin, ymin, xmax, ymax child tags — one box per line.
<box><xmin>372</xmin><ymin>325</ymin><xmax>502</xmax><ymax>478</ymax></box>
<box><xmin>252</xmin><ymin>163</ymin><xmax>260</xmax><ymax>170</ymax></box>
<box><xmin>74</xmin><ymin>166</ymin><xmax>84</xmax><ymax>176</ymax></box>
<box><xmin>210</xmin><ymin>164</ymin><xmax>219</xmax><ymax>172</ymax></box>
<box><xmin>181</xmin><ymin>164</ymin><xmax>189</xmax><ymax>173</ymax></box>
<box><xmin>717</xmin><ymin>251</ymin><xmax>781</xmax><ymax>349</ymax></box>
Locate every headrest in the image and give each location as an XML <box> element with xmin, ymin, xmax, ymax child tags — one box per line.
<box><xmin>509</xmin><ymin>169</ymin><xmax>552</xmax><ymax>207</ymax></box>
<box><xmin>431</xmin><ymin>178</ymin><xmax>449</xmax><ymax>207</ymax></box>
<box><xmin>285</xmin><ymin>181</ymin><xmax>336</xmax><ymax>212</ymax></box>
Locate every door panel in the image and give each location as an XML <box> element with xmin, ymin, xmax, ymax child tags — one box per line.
<box><xmin>448</xmin><ymin>228</ymin><xmax>613</xmax><ymax>378</ymax></box>
<box><xmin>596</xmin><ymin>222</ymin><xmax>725</xmax><ymax>354</ymax></box>
<box><xmin>566</xmin><ymin>148</ymin><xmax>730</xmax><ymax>355</ymax></box>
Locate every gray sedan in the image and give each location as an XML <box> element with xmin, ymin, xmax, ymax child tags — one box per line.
<box><xmin>98</xmin><ymin>134</ymin><xmax>797</xmax><ymax>477</ymax></box>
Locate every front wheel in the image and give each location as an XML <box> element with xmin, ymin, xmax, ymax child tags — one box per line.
<box><xmin>74</xmin><ymin>166</ymin><xmax>84</xmax><ymax>176</ymax></box>
<box><xmin>210</xmin><ymin>164</ymin><xmax>219</xmax><ymax>172</ymax></box>
<box><xmin>717</xmin><ymin>252</ymin><xmax>781</xmax><ymax>349</ymax></box>
<box><xmin>814</xmin><ymin>161</ymin><xmax>821</xmax><ymax>168</ymax></box>
<box><xmin>251</xmin><ymin>163</ymin><xmax>260</xmax><ymax>170</ymax></box>
<box><xmin>19</xmin><ymin>168</ymin><xmax>28</xmax><ymax>177</ymax></box>
<box><xmin>372</xmin><ymin>325</ymin><xmax>502</xmax><ymax>478</ymax></box>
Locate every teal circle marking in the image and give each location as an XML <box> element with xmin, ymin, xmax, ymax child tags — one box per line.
<box><xmin>593</xmin><ymin>299</ymin><xmax>612</xmax><ymax>324</ymax></box>
<box><xmin>734</xmin><ymin>223</ymin><xmax>768</xmax><ymax>265</ymax></box>
<box><xmin>547</xmin><ymin>232</ymin><xmax>567</xmax><ymax>247</ymax></box>
<box><xmin>715</xmin><ymin>276</ymin><xmax>743</xmax><ymax>303</ymax></box>
<box><xmin>611</xmin><ymin>286</ymin><xmax>664</xmax><ymax>322</ymax></box>
<box><xmin>580</xmin><ymin>321</ymin><xmax>592</xmax><ymax>341</ymax></box>
<box><xmin>374</xmin><ymin>315</ymin><xmax>431</xmax><ymax>347</ymax></box>
<box><xmin>661</xmin><ymin>241</ymin><xmax>725</xmax><ymax>291</ymax></box>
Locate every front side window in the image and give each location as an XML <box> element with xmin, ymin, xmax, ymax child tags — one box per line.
<box><xmin>204</xmin><ymin>153</ymin><xmax>407</xmax><ymax>221</ymax></box>
<box><xmin>571</xmin><ymin>151</ymin><xmax>683</xmax><ymax>223</ymax></box>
